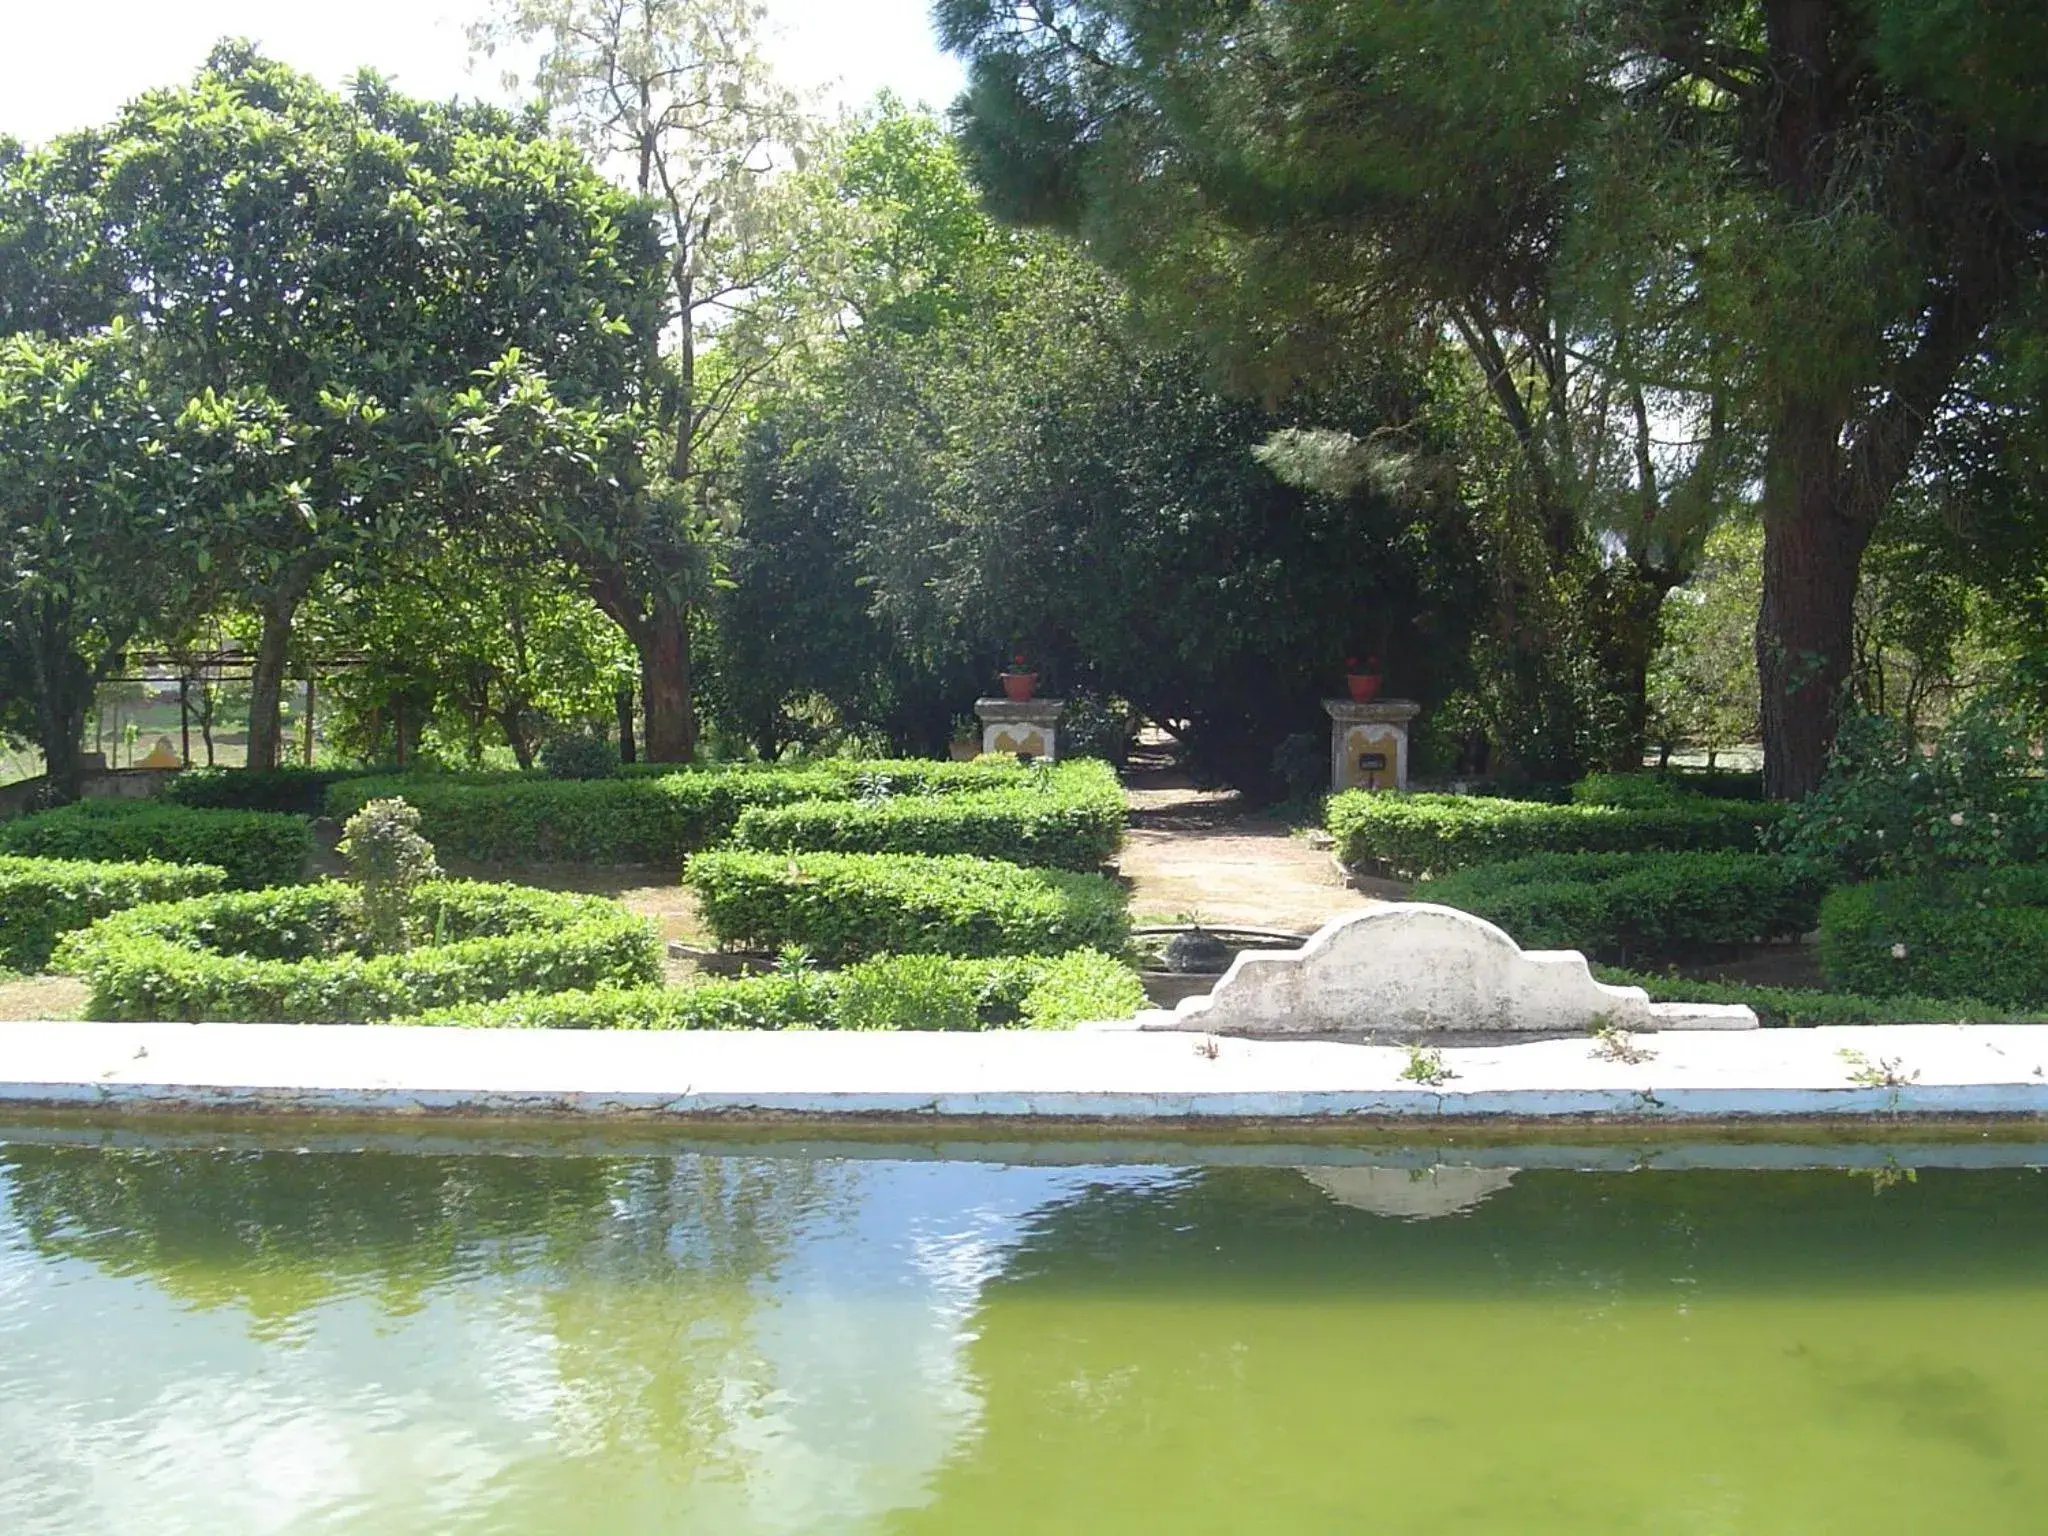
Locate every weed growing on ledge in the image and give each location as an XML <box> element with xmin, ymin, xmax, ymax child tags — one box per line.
<box><xmin>1590</xmin><ymin>1017</ymin><xmax>1655</xmax><ymax>1065</ymax></box>
<box><xmin>1399</xmin><ymin>1042</ymin><xmax>1456</xmax><ymax>1087</ymax></box>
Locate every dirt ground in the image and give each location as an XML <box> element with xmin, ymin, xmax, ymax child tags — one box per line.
<box><xmin>1119</xmin><ymin>783</ymin><xmax>1378</xmax><ymax>934</ymax></box>
<box><xmin>0</xmin><ymin>974</ymin><xmax>86</xmax><ymax>1021</ymax></box>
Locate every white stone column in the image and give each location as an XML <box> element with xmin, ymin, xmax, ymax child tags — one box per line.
<box><xmin>975</xmin><ymin>698</ymin><xmax>1064</xmax><ymax>762</ymax></box>
<box><xmin>1324</xmin><ymin>698</ymin><xmax>1421</xmax><ymax>792</ymax></box>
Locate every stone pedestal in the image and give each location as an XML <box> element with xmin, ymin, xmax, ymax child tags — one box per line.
<box><xmin>975</xmin><ymin>697</ymin><xmax>1063</xmax><ymax>762</ymax></box>
<box><xmin>1325</xmin><ymin>698</ymin><xmax>1421</xmax><ymax>792</ymax></box>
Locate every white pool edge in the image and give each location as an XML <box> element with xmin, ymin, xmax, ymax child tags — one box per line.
<box><xmin>0</xmin><ymin>1019</ymin><xmax>2043</xmax><ymax>1122</ymax></box>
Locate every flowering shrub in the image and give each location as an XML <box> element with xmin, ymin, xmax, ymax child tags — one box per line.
<box><xmin>1771</xmin><ymin>697</ymin><xmax>2048</xmax><ymax>882</ymax></box>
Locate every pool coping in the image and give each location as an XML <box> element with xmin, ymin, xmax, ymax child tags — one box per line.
<box><xmin>1</xmin><ymin>1019</ymin><xmax>2044</xmax><ymax>1125</ymax></box>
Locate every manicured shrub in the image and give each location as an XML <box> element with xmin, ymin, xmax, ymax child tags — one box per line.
<box><xmin>730</xmin><ymin>763</ymin><xmax>1126</xmax><ymax>870</ymax></box>
<box><xmin>1420</xmin><ymin>852</ymin><xmax>1826</xmax><ymax>961</ymax></box>
<box><xmin>1595</xmin><ymin>968</ymin><xmax>2045</xmax><ymax>1028</ymax></box>
<box><xmin>54</xmin><ymin>881</ymin><xmax>659</xmax><ymax>1024</ymax></box>
<box><xmin>1326</xmin><ymin>790</ymin><xmax>1780</xmax><ymax>879</ymax></box>
<box><xmin>540</xmin><ymin>731</ymin><xmax>621</xmax><ymax>780</ymax></box>
<box><xmin>0</xmin><ymin>854</ymin><xmax>226</xmax><ymax>972</ymax></box>
<box><xmin>338</xmin><ymin>797</ymin><xmax>442</xmax><ymax>951</ymax></box>
<box><xmin>407</xmin><ymin>949</ymin><xmax>1147</xmax><ymax>1031</ymax></box>
<box><xmin>323</xmin><ymin>757</ymin><xmax>1055</xmax><ymax>864</ymax></box>
<box><xmin>166</xmin><ymin>766</ymin><xmax>387</xmax><ymax>817</ymax></box>
<box><xmin>682</xmin><ymin>849</ymin><xmax>1129</xmax><ymax>963</ymax></box>
<box><xmin>0</xmin><ymin>800</ymin><xmax>313</xmax><ymax>889</ymax></box>
<box><xmin>1817</xmin><ymin>867</ymin><xmax>2048</xmax><ymax>1008</ymax></box>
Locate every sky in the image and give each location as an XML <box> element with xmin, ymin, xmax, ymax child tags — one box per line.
<box><xmin>0</xmin><ymin>0</ymin><xmax>966</xmax><ymax>146</ymax></box>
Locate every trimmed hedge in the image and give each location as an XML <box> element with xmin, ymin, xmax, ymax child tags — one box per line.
<box><xmin>1818</xmin><ymin>867</ymin><xmax>2048</xmax><ymax>1008</ymax></box>
<box><xmin>1572</xmin><ymin>770</ymin><xmax>1764</xmax><ymax>807</ymax></box>
<box><xmin>682</xmin><ymin>850</ymin><xmax>1129</xmax><ymax>963</ymax></box>
<box><xmin>166</xmin><ymin>766</ymin><xmax>388</xmax><ymax>817</ymax></box>
<box><xmin>0</xmin><ymin>800</ymin><xmax>312</xmax><ymax>889</ymax></box>
<box><xmin>55</xmin><ymin>881</ymin><xmax>659</xmax><ymax>1024</ymax></box>
<box><xmin>1420</xmin><ymin>852</ymin><xmax>1826</xmax><ymax>961</ymax></box>
<box><xmin>1328</xmin><ymin>791</ymin><xmax>1780</xmax><ymax>879</ymax></box>
<box><xmin>0</xmin><ymin>854</ymin><xmax>227</xmax><ymax>972</ymax></box>
<box><xmin>407</xmin><ymin>950</ymin><xmax>1148</xmax><ymax>1032</ymax></box>
<box><xmin>322</xmin><ymin>757</ymin><xmax>1055</xmax><ymax>864</ymax></box>
<box><xmin>730</xmin><ymin>765</ymin><xmax>1125</xmax><ymax>871</ymax></box>
<box><xmin>1596</xmin><ymin>967</ymin><xmax>2046</xmax><ymax>1028</ymax></box>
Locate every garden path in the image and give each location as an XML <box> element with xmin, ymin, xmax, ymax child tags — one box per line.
<box><xmin>1118</xmin><ymin>759</ymin><xmax>1386</xmax><ymax>935</ymax></box>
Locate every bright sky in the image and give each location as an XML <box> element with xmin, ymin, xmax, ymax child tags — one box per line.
<box><xmin>0</xmin><ymin>0</ymin><xmax>966</xmax><ymax>146</ymax></box>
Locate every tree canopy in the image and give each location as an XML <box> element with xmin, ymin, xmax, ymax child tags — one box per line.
<box><xmin>937</xmin><ymin>0</ymin><xmax>2048</xmax><ymax>795</ymax></box>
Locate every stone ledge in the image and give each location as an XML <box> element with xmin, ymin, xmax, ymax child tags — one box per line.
<box><xmin>0</xmin><ymin>1020</ymin><xmax>2041</xmax><ymax>1121</ymax></box>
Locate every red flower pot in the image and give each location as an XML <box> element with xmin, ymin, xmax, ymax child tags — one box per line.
<box><xmin>1346</xmin><ymin>673</ymin><xmax>1383</xmax><ymax>703</ymax></box>
<box><xmin>1000</xmin><ymin>672</ymin><xmax>1038</xmax><ymax>702</ymax></box>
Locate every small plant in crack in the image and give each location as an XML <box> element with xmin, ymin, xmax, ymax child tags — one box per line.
<box><xmin>1399</xmin><ymin>1042</ymin><xmax>1456</xmax><ymax>1087</ymax></box>
<box><xmin>1839</xmin><ymin>1049</ymin><xmax>1920</xmax><ymax>1090</ymax></box>
<box><xmin>1590</xmin><ymin>1018</ymin><xmax>1654</xmax><ymax>1065</ymax></box>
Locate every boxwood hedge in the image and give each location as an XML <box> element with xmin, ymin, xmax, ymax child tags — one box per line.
<box><xmin>322</xmin><ymin>757</ymin><xmax>1057</xmax><ymax>865</ymax></box>
<box><xmin>730</xmin><ymin>763</ymin><xmax>1125</xmax><ymax>870</ymax></box>
<box><xmin>1595</xmin><ymin>967</ymin><xmax>2045</xmax><ymax>1027</ymax></box>
<box><xmin>0</xmin><ymin>854</ymin><xmax>227</xmax><ymax>972</ymax></box>
<box><xmin>682</xmin><ymin>849</ymin><xmax>1129</xmax><ymax>963</ymax></box>
<box><xmin>55</xmin><ymin>881</ymin><xmax>659</xmax><ymax>1024</ymax></box>
<box><xmin>1419</xmin><ymin>852</ymin><xmax>1826</xmax><ymax>961</ymax></box>
<box><xmin>1327</xmin><ymin>791</ymin><xmax>1780</xmax><ymax>879</ymax></box>
<box><xmin>1818</xmin><ymin>867</ymin><xmax>2048</xmax><ymax>1008</ymax></box>
<box><xmin>0</xmin><ymin>800</ymin><xmax>312</xmax><ymax>889</ymax></box>
<box><xmin>166</xmin><ymin>766</ymin><xmax>390</xmax><ymax>817</ymax></box>
<box><xmin>407</xmin><ymin>949</ymin><xmax>1147</xmax><ymax>1032</ymax></box>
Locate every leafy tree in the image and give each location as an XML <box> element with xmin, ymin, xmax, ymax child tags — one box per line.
<box><xmin>23</xmin><ymin>46</ymin><xmax>664</xmax><ymax>768</ymax></box>
<box><xmin>473</xmin><ymin>0</ymin><xmax>847</xmax><ymax>760</ymax></box>
<box><xmin>0</xmin><ymin>327</ymin><xmax>292</xmax><ymax>798</ymax></box>
<box><xmin>726</xmin><ymin>111</ymin><xmax>1481</xmax><ymax>791</ymax></box>
<box><xmin>937</xmin><ymin>0</ymin><xmax>2048</xmax><ymax>796</ymax></box>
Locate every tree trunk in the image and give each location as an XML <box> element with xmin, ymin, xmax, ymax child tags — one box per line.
<box><xmin>639</xmin><ymin>598</ymin><xmax>696</xmax><ymax>762</ymax></box>
<box><xmin>245</xmin><ymin>590</ymin><xmax>299</xmax><ymax>772</ymax></box>
<box><xmin>1755</xmin><ymin>403</ymin><xmax>1873</xmax><ymax>800</ymax></box>
<box><xmin>25</xmin><ymin>596</ymin><xmax>97</xmax><ymax>804</ymax></box>
<box><xmin>33</xmin><ymin>663</ymin><xmax>91</xmax><ymax>805</ymax></box>
<box><xmin>615</xmin><ymin>685</ymin><xmax>637</xmax><ymax>764</ymax></box>
<box><xmin>498</xmin><ymin>704</ymin><xmax>536</xmax><ymax>770</ymax></box>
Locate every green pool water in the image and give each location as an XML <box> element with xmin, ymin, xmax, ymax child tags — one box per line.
<box><xmin>2</xmin><ymin>1137</ymin><xmax>2045</xmax><ymax>1534</ymax></box>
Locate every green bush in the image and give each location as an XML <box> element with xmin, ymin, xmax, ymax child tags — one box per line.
<box><xmin>1327</xmin><ymin>791</ymin><xmax>1780</xmax><ymax>879</ymax></box>
<box><xmin>166</xmin><ymin>766</ymin><xmax>387</xmax><ymax>817</ymax></box>
<box><xmin>1420</xmin><ymin>852</ymin><xmax>1826</xmax><ymax>961</ymax></box>
<box><xmin>1817</xmin><ymin>868</ymin><xmax>2048</xmax><ymax>1008</ymax></box>
<box><xmin>1595</xmin><ymin>967</ymin><xmax>2046</xmax><ymax>1027</ymax></box>
<box><xmin>682</xmin><ymin>850</ymin><xmax>1130</xmax><ymax>963</ymax></box>
<box><xmin>730</xmin><ymin>762</ymin><xmax>1125</xmax><ymax>870</ymax></box>
<box><xmin>539</xmin><ymin>731</ymin><xmax>621</xmax><ymax>780</ymax></box>
<box><xmin>0</xmin><ymin>854</ymin><xmax>227</xmax><ymax>972</ymax></box>
<box><xmin>407</xmin><ymin>950</ymin><xmax>1147</xmax><ymax>1031</ymax></box>
<box><xmin>323</xmin><ymin>757</ymin><xmax>1052</xmax><ymax>864</ymax></box>
<box><xmin>55</xmin><ymin>881</ymin><xmax>659</xmax><ymax>1023</ymax></box>
<box><xmin>0</xmin><ymin>800</ymin><xmax>313</xmax><ymax>889</ymax></box>
<box><xmin>1772</xmin><ymin>704</ymin><xmax>2048</xmax><ymax>883</ymax></box>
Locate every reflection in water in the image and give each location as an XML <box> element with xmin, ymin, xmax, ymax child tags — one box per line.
<box><xmin>3</xmin><ymin>1145</ymin><xmax>2047</xmax><ymax>1535</ymax></box>
<box><xmin>1296</xmin><ymin>1163</ymin><xmax>1518</xmax><ymax>1219</ymax></box>
<box><xmin>0</xmin><ymin>1145</ymin><xmax>1168</xmax><ymax>1535</ymax></box>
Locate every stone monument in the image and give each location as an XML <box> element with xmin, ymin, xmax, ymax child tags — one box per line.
<box><xmin>1325</xmin><ymin>697</ymin><xmax>1421</xmax><ymax>792</ymax></box>
<box><xmin>1119</xmin><ymin>903</ymin><xmax>1758</xmax><ymax>1035</ymax></box>
<box><xmin>975</xmin><ymin>697</ymin><xmax>1063</xmax><ymax>761</ymax></box>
